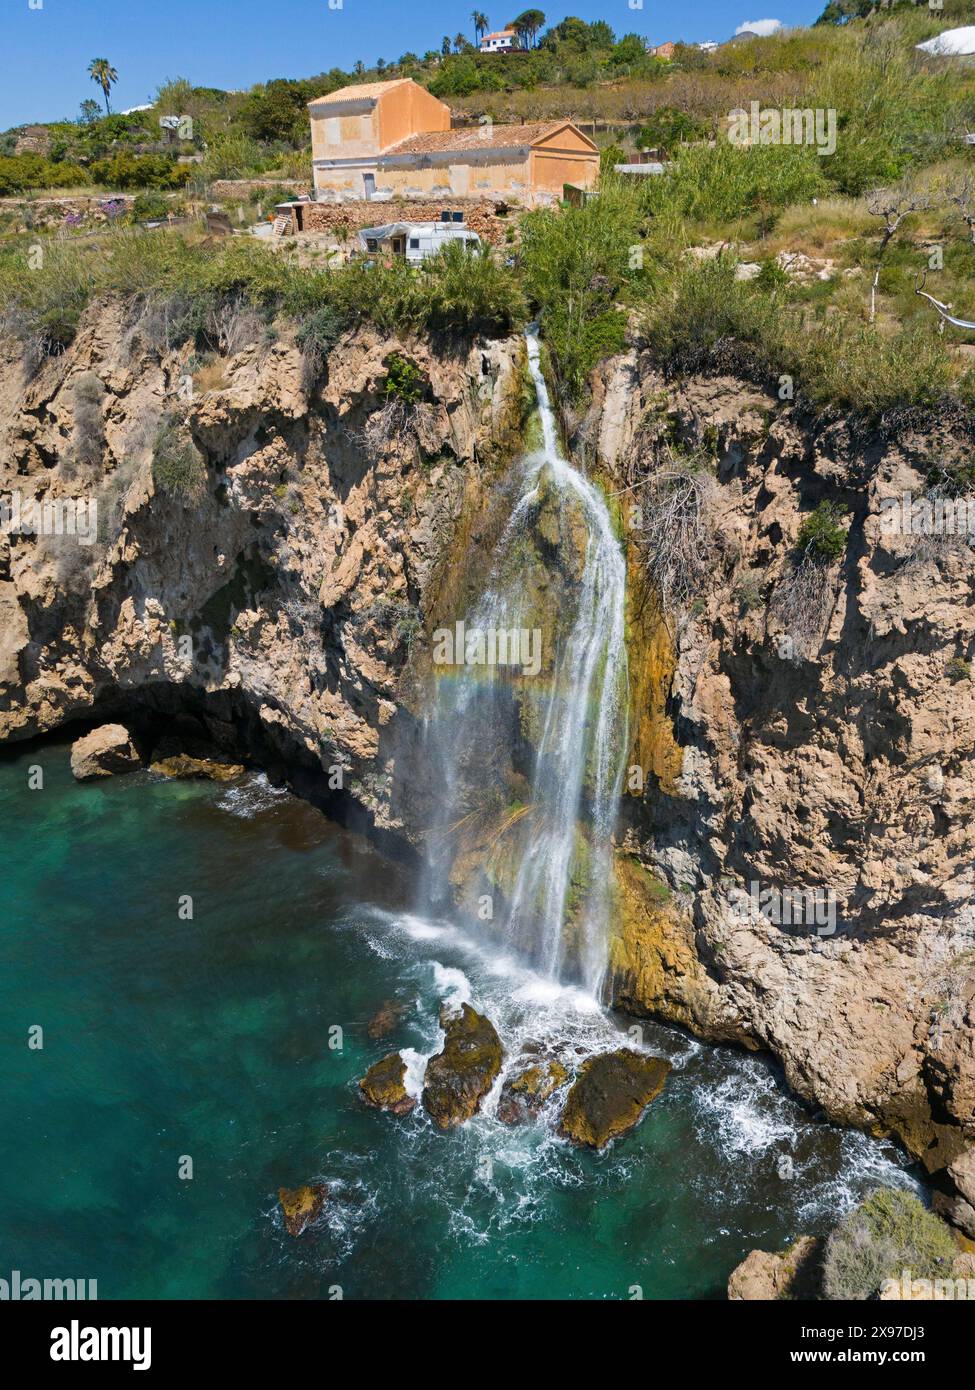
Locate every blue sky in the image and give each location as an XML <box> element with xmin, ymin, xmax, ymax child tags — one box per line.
<box><xmin>1</xmin><ymin>0</ymin><xmax>821</xmax><ymax>131</ymax></box>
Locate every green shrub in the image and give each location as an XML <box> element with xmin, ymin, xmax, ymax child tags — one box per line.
<box><xmin>796</xmin><ymin>500</ymin><xmax>847</xmax><ymax>562</ymax></box>
<box><xmin>132</xmin><ymin>192</ymin><xmax>173</xmax><ymax>221</ymax></box>
<box><xmin>87</xmin><ymin>153</ymin><xmax>190</xmax><ymax>190</ymax></box>
<box><xmin>152</xmin><ymin>416</ymin><xmax>207</xmax><ymax>500</ymax></box>
<box><xmin>416</xmin><ymin>240</ymin><xmax>526</xmax><ymax>336</ymax></box>
<box><xmin>642</xmin><ymin>257</ymin><xmax>787</xmax><ymax>381</ymax></box>
<box><xmin>0</xmin><ymin>154</ymin><xmax>91</xmax><ymax>195</ymax></box>
<box><xmin>295</xmin><ymin>305</ymin><xmax>344</xmax><ymax>386</ymax></box>
<box><xmin>521</xmin><ymin>180</ymin><xmax>646</xmax><ymax>398</ymax></box>
<box><xmin>636</xmin><ymin>106</ymin><xmax>710</xmax><ymax>155</ymax></box>
<box><xmin>822</xmin><ymin>1188</ymin><xmax>957</xmax><ymax>1301</ymax></box>
<box><xmin>947</xmin><ymin>656</ymin><xmax>972</xmax><ymax>683</ymax></box>
<box><xmin>643</xmin><ymin>141</ymin><xmax>827</xmax><ymax>227</ymax></box>
<box><xmin>382</xmin><ymin>353</ymin><xmax>427</xmax><ymax>405</ymax></box>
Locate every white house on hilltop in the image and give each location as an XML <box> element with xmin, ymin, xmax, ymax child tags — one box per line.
<box><xmin>480</xmin><ymin>29</ymin><xmax>520</xmax><ymax>53</ymax></box>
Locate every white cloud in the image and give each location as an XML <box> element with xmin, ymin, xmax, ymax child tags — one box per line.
<box><xmin>736</xmin><ymin>19</ymin><xmax>783</xmax><ymax>37</ymax></box>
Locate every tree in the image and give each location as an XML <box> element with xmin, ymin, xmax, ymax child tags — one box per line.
<box><xmin>947</xmin><ymin>172</ymin><xmax>975</xmax><ymax>245</ymax></box>
<box><xmin>78</xmin><ymin>98</ymin><xmax>101</xmax><ymax>125</ymax></box>
<box><xmin>442</xmin><ymin>36</ymin><xmax>452</xmax><ymax>57</ymax></box>
<box><xmin>866</xmin><ymin>183</ymin><xmax>931</xmax><ymax>323</ymax></box>
<box><xmin>88</xmin><ymin>58</ymin><xmax>118</xmax><ymax>115</ymax></box>
<box><xmin>637</xmin><ymin>106</ymin><xmax>707</xmax><ymax>155</ymax></box>
<box><xmin>454</xmin><ymin>34</ymin><xmax>469</xmax><ymax>53</ymax></box>
<box><xmin>512</xmin><ymin>9</ymin><xmax>545</xmax><ymax>48</ymax></box>
<box><xmin>471</xmin><ymin>10</ymin><xmax>489</xmax><ymax>45</ymax></box>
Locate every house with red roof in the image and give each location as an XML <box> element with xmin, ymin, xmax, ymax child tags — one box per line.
<box><xmin>307</xmin><ymin>78</ymin><xmax>598</xmax><ymax>205</ymax></box>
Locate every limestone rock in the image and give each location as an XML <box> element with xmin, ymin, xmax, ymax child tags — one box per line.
<box><xmin>70</xmin><ymin>724</ymin><xmax>141</xmax><ymax>780</ymax></box>
<box><xmin>149</xmin><ymin>754</ymin><xmax>245</xmax><ymax>782</ymax></box>
<box><xmin>728</xmin><ymin>1236</ymin><xmax>823</xmax><ymax>1300</ymax></box>
<box><xmin>367</xmin><ymin>999</ymin><xmax>409</xmax><ymax>1041</ymax></box>
<box><xmin>558</xmin><ymin>1049</ymin><xmax>670</xmax><ymax>1149</ymax></box>
<box><xmin>359</xmin><ymin>1052</ymin><xmax>415</xmax><ymax>1115</ymax></box>
<box><xmin>278</xmin><ymin>1183</ymin><xmax>327</xmax><ymax>1237</ymax></box>
<box><xmin>422</xmin><ymin>1003</ymin><xmax>503</xmax><ymax>1130</ymax></box>
<box><xmin>497</xmin><ymin>1057</ymin><xmax>569</xmax><ymax>1125</ymax></box>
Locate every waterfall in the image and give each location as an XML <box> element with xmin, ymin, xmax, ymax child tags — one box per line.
<box><xmin>420</xmin><ymin>330</ymin><xmax>629</xmax><ymax>998</ymax></box>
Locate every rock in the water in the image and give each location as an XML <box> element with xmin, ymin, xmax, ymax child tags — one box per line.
<box><xmin>558</xmin><ymin>1048</ymin><xmax>670</xmax><ymax>1149</ymax></box>
<box><xmin>70</xmin><ymin>724</ymin><xmax>141</xmax><ymax>781</ymax></box>
<box><xmin>278</xmin><ymin>1183</ymin><xmax>327</xmax><ymax>1237</ymax></box>
<box><xmin>497</xmin><ymin>1058</ymin><xmax>569</xmax><ymax>1125</ymax></box>
<box><xmin>367</xmin><ymin>999</ymin><xmax>409</xmax><ymax>1040</ymax></box>
<box><xmin>422</xmin><ymin>1003</ymin><xmax>503</xmax><ymax>1130</ymax></box>
<box><xmin>359</xmin><ymin>1052</ymin><xmax>415</xmax><ymax>1115</ymax></box>
<box><xmin>149</xmin><ymin>753</ymin><xmax>244</xmax><ymax>782</ymax></box>
<box><xmin>728</xmin><ymin>1237</ymin><xmax>823</xmax><ymax>1300</ymax></box>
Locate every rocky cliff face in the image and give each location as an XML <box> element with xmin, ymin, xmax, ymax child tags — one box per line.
<box><xmin>4</xmin><ymin>298</ymin><xmax>974</xmax><ymax>1227</ymax></box>
<box><xmin>0</xmin><ymin>298</ymin><xmax>525</xmax><ymax>834</ymax></box>
<box><xmin>581</xmin><ymin>351</ymin><xmax>975</xmax><ymax>1218</ymax></box>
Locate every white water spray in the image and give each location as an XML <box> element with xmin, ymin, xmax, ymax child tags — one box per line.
<box><xmin>421</xmin><ymin>331</ymin><xmax>629</xmax><ymax>997</ymax></box>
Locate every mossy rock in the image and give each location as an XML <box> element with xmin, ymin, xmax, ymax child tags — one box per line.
<box><xmin>359</xmin><ymin>1052</ymin><xmax>415</xmax><ymax>1115</ymax></box>
<box><xmin>498</xmin><ymin>1057</ymin><xmax>570</xmax><ymax>1125</ymax></box>
<box><xmin>149</xmin><ymin>754</ymin><xmax>244</xmax><ymax>782</ymax></box>
<box><xmin>278</xmin><ymin>1183</ymin><xmax>327</xmax><ymax>1237</ymax></box>
<box><xmin>558</xmin><ymin>1048</ymin><xmax>671</xmax><ymax>1149</ymax></box>
<box><xmin>366</xmin><ymin>999</ymin><xmax>409</xmax><ymax>1041</ymax></box>
<box><xmin>422</xmin><ymin>1003</ymin><xmax>503</xmax><ymax>1130</ymax></box>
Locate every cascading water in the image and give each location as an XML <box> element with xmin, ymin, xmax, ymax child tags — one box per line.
<box><xmin>420</xmin><ymin>330</ymin><xmax>629</xmax><ymax>998</ymax></box>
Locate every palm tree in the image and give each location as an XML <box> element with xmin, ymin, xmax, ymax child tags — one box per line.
<box><xmin>512</xmin><ymin>9</ymin><xmax>545</xmax><ymax>48</ymax></box>
<box><xmin>472</xmin><ymin>10</ymin><xmax>489</xmax><ymax>46</ymax></box>
<box><xmin>87</xmin><ymin>58</ymin><xmax>118</xmax><ymax>115</ymax></box>
<box><xmin>454</xmin><ymin>34</ymin><xmax>468</xmax><ymax>53</ymax></box>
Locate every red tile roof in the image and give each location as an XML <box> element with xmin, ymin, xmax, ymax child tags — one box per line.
<box><xmin>384</xmin><ymin>121</ymin><xmax>585</xmax><ymax>156</ymax></box>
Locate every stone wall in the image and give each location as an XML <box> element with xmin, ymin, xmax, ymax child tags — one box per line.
<box><xmin>296</xmin><ymin>198</ymin><xmax>513</xmax><ymax>246</ymax></box>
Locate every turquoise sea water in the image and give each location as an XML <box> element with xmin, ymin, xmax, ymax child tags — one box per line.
<box><xmin>0</xmin><ymin>739</ymin><xmax>919</xmax><ymax>1300</ymax></box>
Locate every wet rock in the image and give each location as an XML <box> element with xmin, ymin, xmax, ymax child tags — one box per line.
<box><xmin>278</xmin><ymin>1183</ymin><xmax>327</xmax><ymax>1237</ymax></box>
<box><xmin>367</xmin><ymin>998</ymin><xmax>409</xmax><ymax>1040</ymax></box>
<box><xmin>149</xmin><ymin>754</ymin><xmax>245</xmax><ymax>782</ymax></box>
<box><xmin>70</xmin><ymin>724</ymin><xmax>142</xmax><ymax>780</ymax></box>
<box><xmin>949</xmin><ymin>1146</ymin><xmax>975</xmax><ymax>1207</ymax></box>
<box><xmin>932</xmin><ymin>1188</ymin><xmax>975</xmax><ymax>1240</ymax></box>
<box><xmin>728</xmin><ymin>1236</ymin><xmax>823</xmax><ymax>1300</ymax></box>
<box><xmin>359</xmin><ymin>1052</ymin><xmax>415</xmax><ymax>1115</ymax></box>
<box><xmin>497</xmin><ymin>1057</ymin><xmax>569</xmax><ymax>1125</ymax></box>
<box><xmin>422</xmin><ymin>1003</ymin><xmax>503</xmax><ymax>1130</ymax></box>
<box><xmin>558</xmin><ymin>1048</ymin><xmax>670</xmax><ymax>1149</ymax></box>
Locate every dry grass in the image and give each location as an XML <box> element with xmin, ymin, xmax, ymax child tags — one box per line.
<box><xmin>756</xmin><ymin>197</ymin><xmax>875</xmax><ymax>256</ymax></box>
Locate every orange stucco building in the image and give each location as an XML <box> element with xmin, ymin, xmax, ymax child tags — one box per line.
<box><xmin>307</xmin><ymin>78</ymin><xmax>599</xmax><ymax>205</ymax></box>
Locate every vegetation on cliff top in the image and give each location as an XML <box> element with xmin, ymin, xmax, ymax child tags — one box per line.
<box><xmin>822</xmin><ymin>1188</ymin><xmax>959</xmax><ymax>1300</ymax></box>
<box><xmin>2</xmin><ymin>7</ymin><xmax>975</xmax><ymax>419</ymax></box>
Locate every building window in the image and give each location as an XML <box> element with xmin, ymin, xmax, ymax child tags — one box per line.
<box><xmin>366</xmin><ymin>238</ymin><xmax>378</xmax><ymax>252</ymax></box>
<box><xmin>409</xmin><ymin>238</ymin><xmax>420</xmax><ymax>249</ymax></box>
